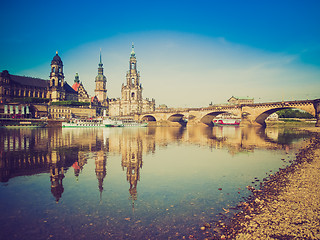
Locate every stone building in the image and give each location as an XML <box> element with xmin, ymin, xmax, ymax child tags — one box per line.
<box><xmin>0</xmin><ymin>52</ymin><xmax>101</xmax><ymax>119</ymax></box>
<box><xmin>109</xmin><ymin>44</ymin><xmax>155</xmax><ymax>116</ymax></box>
<box><xmin>0</xmin><ymin>52</ymin><xmax>78</xmax><ymax>103</ymax></box>
<box><xmin>228</xmin><ymin>96</ymin><xmax>254</xmax><ymax>105</ymax></box>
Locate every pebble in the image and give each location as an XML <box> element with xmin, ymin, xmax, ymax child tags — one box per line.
<box><xmin>217</xmin><ymin>135</ymin><xmax>320</xmax><ymax>240</ymax></box>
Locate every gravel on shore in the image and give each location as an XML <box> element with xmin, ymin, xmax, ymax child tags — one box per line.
<box><xmin>206</xmin><ymin>130</ymin><xmax>320</xmax><ymax>240</ymax></box>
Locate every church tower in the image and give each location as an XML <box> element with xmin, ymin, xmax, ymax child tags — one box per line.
<box><xmin>49</xmin><ymin>51</ymin><xmax>65</xmax><ymax>102</ymax></box>
<box><xmin>108</xmin><ymin>43</ymin><xmax>155</xmax><ymax>116</ymax></box>
<box><xmin>121</xmin><ymin>43</ymin><xmax>143</xmax><ymax>114</ymax></box>
<box><xmin>94</xmin><ymin>51</ymin><xmax>107</xmax><ymax>103</ymax></box>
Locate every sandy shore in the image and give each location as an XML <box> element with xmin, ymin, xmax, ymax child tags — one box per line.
<box><xmin>205</xmin><ymin>128</ymin><xmax>320</xmax><ymax>240</ymax></box>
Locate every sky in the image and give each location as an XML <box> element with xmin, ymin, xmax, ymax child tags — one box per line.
<box><xmin>1</xmin><ymin>0</ymin><xmax>320</xmax><ymax>108</ymax></box>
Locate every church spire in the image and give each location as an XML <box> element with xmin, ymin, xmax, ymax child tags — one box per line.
<box><xmin>74</xmin><ymin>72</ymin><xmax>80</xmax><ymax>83</ymax></box>
<box><xmin>99</xmin><ymin>49</ymin><xmax>103</xmax><ymax>68</ymax></box>
<box><xmin>131</xmin><ymin>43</ymin><xmax>135</xmax><ymax>57</ymax></box>
<box><xmin>95</xmin><ymin>50</ymin><xmax>107</xmax><ymax>103</ymax></box>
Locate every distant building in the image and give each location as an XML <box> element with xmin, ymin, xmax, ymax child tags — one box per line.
<box><xmin>0</xmin><ymin>52</ymin><xmax>79</xmax><ymax>103</ymax></box>
<box><xmin>266</xmin><ymin>112</ymin><xmax>279</xmax><ymax>121</ymax></box>
<box><xmin>228</xmin><ymin>96</ymin><xmax>254</xmax><ymax>105</ymax></box>
<box><xmin>72</xmin><ymin>73</ymin><xmax>90</xmax><ymax>103</ymax></box>
<box><xmin>109</xmin><ymin>44</ymin><xmax>155</xmax><ymax>116</ymax></box>
<box><xmin>0</xmin><ymin>52</ymin><xmax>100</xmax><ymax>119</ymax></box>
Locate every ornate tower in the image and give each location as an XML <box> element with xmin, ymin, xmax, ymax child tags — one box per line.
<box><xmin>49</xmin><ymin>51</ymin><xmax>65</xmax><ymax>102</ymax></box>
<box><xmin>94</xmin><ymin>51</ymin><xmax>107</xmax><ymax>103</ymax></box>
<box><xmin>121</xmin><ymin>43</ymin><xmax>143</xmax><ymax>114</ymax></box>
<box><xmin>74</xmin><ymin>72</ymin><xmax>80</xmax><ymax>83</ymax></box>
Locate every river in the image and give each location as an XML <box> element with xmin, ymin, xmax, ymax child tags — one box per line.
<box><xmin>0</xmin><ymin>126</ymin><xmax>310</xmax><ymax>239</ymax></box>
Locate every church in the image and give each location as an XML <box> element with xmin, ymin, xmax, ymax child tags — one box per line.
<box><xmin>109</xmin><ymin>44</ymin><xmax>155</xmax><ymax>116</ymax></box>
<box><xmin>0</xmin><ymin>45</ymin><xmax>155</xmax><ymax>118</ymax></box>
<box><xmin>0</xmin><ymin>52</ymin><xmax>79</xmax><ymax>103</ymax></box>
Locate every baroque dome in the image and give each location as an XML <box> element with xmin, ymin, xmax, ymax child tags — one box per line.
<box><xmin>51</xmin><ymin>51</ymin><xmax>63</xmax><ymax>65</ymax></box>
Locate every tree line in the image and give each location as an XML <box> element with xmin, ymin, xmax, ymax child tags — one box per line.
<box><xmin>277</xmin><ymin>109</ymin><xmax>314</xmax><ymax>119</ymax></box>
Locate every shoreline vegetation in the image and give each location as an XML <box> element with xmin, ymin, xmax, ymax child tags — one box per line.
<box><xmin>202</xmin><ymin>127</ymin><xmax>320</xmax><ymax>240</ymax></box>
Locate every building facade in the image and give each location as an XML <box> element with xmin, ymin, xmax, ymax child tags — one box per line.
<box><xmin>0</xmin><ymin>52</ymin><xmax>78</xmax><ymax>104</ymax></box>
<box><xmin>109</xmin><ymin>44</ymin><xmax>155</xmax><ymax>116</ymax></box>
<box><xmin>0</xmin><ymin>52</ymin><xmax>103</xmax><ymax>119</ymax></box>
<box><xmin>228</xmin><ymin>96</ymin><xmax>254</xmax><ymax>105</ymax></box>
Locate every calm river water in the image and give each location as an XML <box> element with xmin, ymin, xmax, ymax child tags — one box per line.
<box><xmin>0</xmin><ymin>126</ymin><xmax>310</xmax><ymax>239</ymax></box>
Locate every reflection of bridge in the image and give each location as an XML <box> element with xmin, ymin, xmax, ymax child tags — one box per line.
<box><xmin>138</xmin><ymin>99</ymin><xmax>320</xmax><ymax>127</ymax></box>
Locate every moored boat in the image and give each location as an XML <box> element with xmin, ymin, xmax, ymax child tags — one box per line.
<box><xmin>62</xmin><ymin>118</ymin><xmax>123</xmax><ymax>128</ymax></box>
<box><xmin>213</xmin><ymin>119</ymin><xmax>241</xmax><ymax>126</ymax></box>
<box><xmin>0</xmin><ymin>119</ymin><xmax>48</xmax><ymax>128</ymax></box>
<box><xmin>121</xmin><ymin>118</ymin><xmax>148</xmax><ymax>127</ymax></box>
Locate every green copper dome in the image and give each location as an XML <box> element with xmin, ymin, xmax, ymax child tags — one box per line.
<box><xmin>131</xmin><ymin>43</ymin><xmax>135</xmax><ymax>57</ymax></box>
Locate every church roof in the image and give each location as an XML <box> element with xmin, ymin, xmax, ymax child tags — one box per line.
<box><xmin>91</xmin><ymin>96</ymin><xmax>99</xmax><ymax>103</ymax></box>
<box><xmin>1</xmin><ymin>70</ymin><xmax>76</xmax><ymax>95</ymax></box>
<box><xmin>72</xmin><ymin>82</ymin><xmax>81</xmax><ymax>92</ymax></box>
<box><xmin>64</xmin><ymin>82</ymin><xmax>77</xmax><ymax>94</ymax></box>
<box><xmin>51</xmin><ymin>52</ymin><xmax>63</xmax><ymax>65</ymax></box>
<box><xmin>1</xmin><ymin>71</ymin><xmax>49</xmax><ymax>88</ymax></box>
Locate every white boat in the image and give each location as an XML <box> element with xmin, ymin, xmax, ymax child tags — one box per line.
<box><xmin>120</xmin><ymin>118</ymin><xmax>148</xmax><ymax>127</ymax></box>
<box><xmin>62</xmin><ymin>118</ymin><xmax>123</xmax><ymax>128</ymax></box>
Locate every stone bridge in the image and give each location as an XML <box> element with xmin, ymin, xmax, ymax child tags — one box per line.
<box><xmin>135</xmin><ymin>99</ymin><xmax>320</xmax><ymax>127</ymax></box>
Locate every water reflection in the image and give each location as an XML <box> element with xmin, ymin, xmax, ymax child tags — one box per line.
<box><xmin>0</xmin><ymin>126</ymin><xmax>310</xmax><ymax>239</ymax></box>
<box><xmin>0</xmin><ymin>126</ymin><xmax>309</xmax><ymax>202</ymax></box>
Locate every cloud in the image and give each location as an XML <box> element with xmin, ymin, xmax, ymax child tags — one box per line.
<box><xmin>20</xmin><ymin>31</ymin><xmax>320</xmax><ymax>107</ymax></box>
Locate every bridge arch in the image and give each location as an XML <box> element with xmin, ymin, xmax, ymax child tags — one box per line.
<box><xmin>141</xmin><ymin>115</ymin><xmax>157</xmax><ymax>122</ymax></box>
<box><xmin>200</xmin><ymin>111</ymin><xmax>238</xmax><ymax>126</ymax></box>
<box><xmin>168</xmin><ymin>114</ymin><xmax>186</xmax><ymax>122</ymax></box>
<box><xmin>255</xmin><ymin>106</ymin><xmax>315</xmax><ymax>127</ymax></box>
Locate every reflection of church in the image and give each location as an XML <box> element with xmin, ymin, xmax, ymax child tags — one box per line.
<box><xmin>0</xmin><ymin>129</ymin><xmax>79</xmax><ymax>202</ymax></box>
<box><xmin>95</xmin><ymin>150</ymin><xmax>107</xmax><ymax>201</ymax></box>
<box><xmin>50</xmin><ymin>152</ymin><xmax>65</xmax><ymax>203</ymax></box>
<box><xmin>120</xmin><ymin>134</ymin><xmax>143</xmax><ymax>207</ymax></box>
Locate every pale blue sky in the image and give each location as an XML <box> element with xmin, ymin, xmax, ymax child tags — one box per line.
<box><xmin>1</xmin><ymin>0</ymin><xmax>319</xmax><ymax>107</ymax></box>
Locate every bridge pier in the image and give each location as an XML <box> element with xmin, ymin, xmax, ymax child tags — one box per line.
<box><xmin>240</xmin><ymin>118</ymin><xmax>264</xmax><ymax>127</ymax></box>
<box><xmin>314</xmin><ymin>99</ymin><xmax>320</xmax><ymax>127</ymax></box>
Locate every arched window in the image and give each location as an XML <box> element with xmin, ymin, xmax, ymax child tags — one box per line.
<box><xmin>52</xmin><ymin>67</ymin><xmax>55</xmax><ymax>73</ymax></box>
<box><xmin>131</xmin><ymin>62</ymin><xmax>135</xmax><ymax>69</ymax></box>
<box><xmin>131</xmin><ymin>92</ymin><xmax>135</xmax><ymax>99</ymax></box>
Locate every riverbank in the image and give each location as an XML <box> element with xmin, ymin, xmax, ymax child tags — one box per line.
<box><xmin>206</xmin><ymin>129</ymin><xmax>320</xmax><ymax>240</ymax></box>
